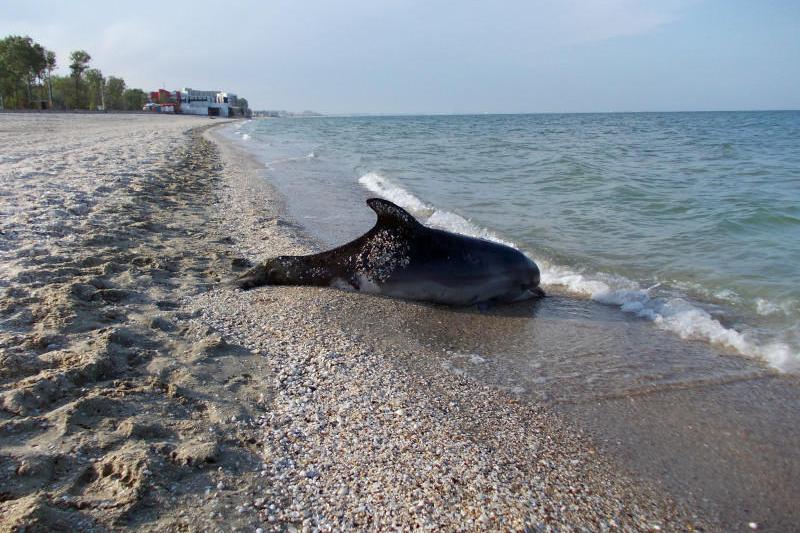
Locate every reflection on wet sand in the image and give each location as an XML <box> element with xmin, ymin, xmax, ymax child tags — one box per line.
<box><xmin>336</xmin><ymin>290</ymin><xmax>800</xmax><ymax>531</ymax></box>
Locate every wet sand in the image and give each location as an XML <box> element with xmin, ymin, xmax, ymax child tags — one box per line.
<box><xmin>339</xmin><ymin>291</ymin><xmax>800</xmax><ymax>531</ymax></box>
<box><xmin>561</xmin><ymin>376</ymin><xmax>800</xmax><ymax>531</ymax></box>
<box><xmin>1</xmin><ymin>112</ymin><xmax>793</xmax><ymax>531</ymax></box>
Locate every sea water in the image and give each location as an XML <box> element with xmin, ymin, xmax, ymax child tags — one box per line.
<box><xmin>227</xmin><ymin>112</ymin><xmax>800</xmax><ymax>373</ymax></box>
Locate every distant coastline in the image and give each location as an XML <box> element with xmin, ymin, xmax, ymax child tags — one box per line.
<box><xmin>252</xmin><ymin>109</ymin><xmax>324</xmax><ymax>118</ymax></box>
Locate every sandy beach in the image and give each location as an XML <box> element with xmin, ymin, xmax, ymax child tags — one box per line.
<box><xmin>4</xmin><ymin>112</ymin><xmax>797</xmax><ymax>532</ymax></box>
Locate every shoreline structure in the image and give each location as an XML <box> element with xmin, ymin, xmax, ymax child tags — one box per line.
<box><xmin>0</xmin><ymin>113</ymin><xmax>793</xmax><ymax>531</ymax></box>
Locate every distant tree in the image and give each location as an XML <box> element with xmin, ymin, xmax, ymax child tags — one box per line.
<box><xmin>50</xmin><ymin>74</ymin><xmax>75</xmax><ymax>110</ymax></box>
<box><xmin>0</xmin><ymin>35</ymin><xmax>156</xmax><ymax>113</ymax></box>
<box><xmin>27</xmin><ymin>41</ymin><xmax>47</xmax><ymax>104</ymax></box>
<box><xmin>0</xmin><ymin>49</ymin><xmax>10</xmax><ymax>109</ymax></box>
<box><xmin>106</xmin><ymin>76</ymin><xmax>126</xmax><ymax>110</ymax></box>
<box><xmin>123</xmin><ymin>88</ymin><xmax>147</xmax><ymax>110</ymax></box>
<box><xmin>238</xmin><ymin>97</ymin><xmax>248</xmax><ymax>111</ymax></box>
<box><xmin>0</xmin><ymin>35</ymin><xmax>48</xmax><ymax>108</ymax></box>
<box><xmin>69</xmin><ymin>49</ymin><xmax>91</xmax><ymax>108</ymax></box>
<box><xmin>85</xmin><ymin>68</ymin><xmax>105</xmax><ymax>110</ymax></box>
<box><xmin>44</xmin><ymin>49</ymin><xmax>56</xmax><ymax>108</ymax></box>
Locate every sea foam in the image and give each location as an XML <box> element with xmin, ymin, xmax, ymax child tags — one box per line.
<box><xmin>359</xmin><ymin>172</ymin><xmax>514</xmax><ymax>246</ymax></box>
<box><xmin>358</xmin><ymin>171</ymin><xmax>798</xmax><ymax>372</ymax></box>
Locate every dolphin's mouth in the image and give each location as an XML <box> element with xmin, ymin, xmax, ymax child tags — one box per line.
<box><xmin>509</xmin><ymin>285</ymin><xmax>546</xmax><ymax>302</ymax></box>
<box><xmin>529</xmin><ymin>286</ymin><xmax>546</xmax><ymax>298</ymax></box>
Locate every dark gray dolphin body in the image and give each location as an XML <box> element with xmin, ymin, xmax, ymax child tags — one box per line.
<box><xmin>236</xmin><ymin>198</ymin><xmax>543</xmax><ymax>306</ymax></box>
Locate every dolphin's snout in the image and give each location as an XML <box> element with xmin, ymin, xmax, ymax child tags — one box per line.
<box><xmin>524</xmin><ymin>256</ymin><xmax>541</xmax><ymax>288</ymax></box>
<box><xmin>530</xmin><ymin>267</ymin><xmax>541</xmax><ymax>288</ymax></box>
<box><xmin>516</xmin><ymin>258</ymin><xmax>542</xmax><ymax>299</ymax></box>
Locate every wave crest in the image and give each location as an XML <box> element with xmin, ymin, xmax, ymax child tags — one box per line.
<box><xmin>358</xmin><ymin>171</ymin><xmax>798</xmax><ymax>372</ymax></box>
<box><xmin>358</xmin><ymin>172</ymin><xmax>513</xmax><ymax>245</ymax></box>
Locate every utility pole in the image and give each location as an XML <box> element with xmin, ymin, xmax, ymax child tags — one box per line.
<box><xmin>45</xmin><ymin>51</ymin><xmax>55</xmax><ymax>109</ymax></box>
<box><xmin>47</xmin><ymin>71</ymin><xmax>53</xmax><ymax>109</ymax></box>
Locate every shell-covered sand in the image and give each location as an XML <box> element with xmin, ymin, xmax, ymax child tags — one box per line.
<box><xmin>0</xmin><ymin>114</ymin><xmax>707</xmax><ymax>531</ymax></box>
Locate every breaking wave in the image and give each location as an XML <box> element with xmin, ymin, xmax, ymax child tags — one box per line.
<box><xmin>358</xmin><ymin>171</ymin><xmax>798</xmax><ymax>372</ymax></box>
<box><xmin>359</xmin><ymin>172</ymin><xmax>514</xmax><ymax>246</ymax></box>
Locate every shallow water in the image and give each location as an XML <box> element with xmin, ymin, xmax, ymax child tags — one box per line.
<box><xmin>225</xmin><ymin>111</ymin><xmax>800</xmax><ymax>372</ymax></box>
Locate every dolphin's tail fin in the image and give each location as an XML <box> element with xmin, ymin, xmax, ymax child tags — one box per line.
<box><xmin>234</xmin><ymin>255</ymin><xmax>334</xmax><ymax>290</ymax></box>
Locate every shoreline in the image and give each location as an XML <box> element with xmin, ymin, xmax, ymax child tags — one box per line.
<box><xmin>213</xmin><ymin>122</ymin><xmax>800</xmax><ymax>531</ymax></box>
<box><xmin>200</xmin><ymin>126</ymin><xmax>708</xmax><ymax>529</ymax></box>
<box><xmin>0</xmin><ymin>112</ymin><xmax>793</xmax><ymax>531</ymax></box>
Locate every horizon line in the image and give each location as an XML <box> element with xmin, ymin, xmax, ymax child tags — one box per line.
<box><xmin>256</xmin><ymin>108</ymin><xmax>800</xmax><ymax>118</ymax></box>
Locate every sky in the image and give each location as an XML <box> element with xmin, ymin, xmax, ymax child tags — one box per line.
<box><xmin>2</xmin><ymin>0</ymin><xmax>798</xmax><ymax>114</ymax></box>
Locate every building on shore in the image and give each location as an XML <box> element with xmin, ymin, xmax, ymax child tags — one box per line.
<box><xmin>178</xmin><ymin>88</ymin><xmax>249</xmax><ymax>117</ymax></box>
<box><xmin>143</xmin><ymin>88</ymin><xmax>249</xmax><ymax>117</ymax></box>
<box><xmin>143</xmin><ymin>89</ymin><xmax>179</xmax><ymax>113</ymax></box>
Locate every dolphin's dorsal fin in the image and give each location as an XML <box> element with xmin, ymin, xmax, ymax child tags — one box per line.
<box><xmin>367</xmin><ymin>198</ymin><xmax>422</xmax><ymax>230</ymax></box>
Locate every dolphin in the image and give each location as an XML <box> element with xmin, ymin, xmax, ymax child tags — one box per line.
<box><xmin>236</xmin><ymin>198</ymin><xmax>543</xmax><ymax>306</ymax></box>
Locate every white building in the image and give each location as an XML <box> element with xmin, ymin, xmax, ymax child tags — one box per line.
<box><xmin>179</xmin><ymin>88</ymin><xmax>235</xmax><ymax>117</ymax></box>
<box><xmin>216</xmin><ymin>92</ymin><xmax>238</xmax><ymax>106</ymax></box>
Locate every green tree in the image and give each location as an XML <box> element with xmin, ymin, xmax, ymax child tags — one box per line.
<box><xmin>123</xmin><ymin>88</ymin><xmax>146</xmax><ymax>110</ymax></box>
<box><xmin>50</xmin><ymin>74</ymin><xmax>75</xmax><ymax>110</ymax></box>
<box><xmin>106</xmin><ymin>76</ymin><xmax>126</xmax><ymax>110</ymax></box>
<box><xmin>27</xmin><ymin>41</ymin><xmax>47</xmax><ymax>104</ymax></box>
<box><xmin>69</xmin><ymin>49</ymin><xmax>91</xmax><ymax>108</ymax></box>
<box><xmin>85</xmin><ymin>68</ymin><xmax>104</xmax><ymax>110</ymax></box>
<box><xmin>0</xmin><ymin>51</ymin><xmax>10</xmax><ymax>109</ymax></box>
<box><xmin>44</xmin><ymin>49</ymin><xmax>56</xmax><ymax>108</ymax></box>
<box><xmin>0</xmin><ymin>35</ymin><xmax>48</xmax><ymax>108</ymax></box>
